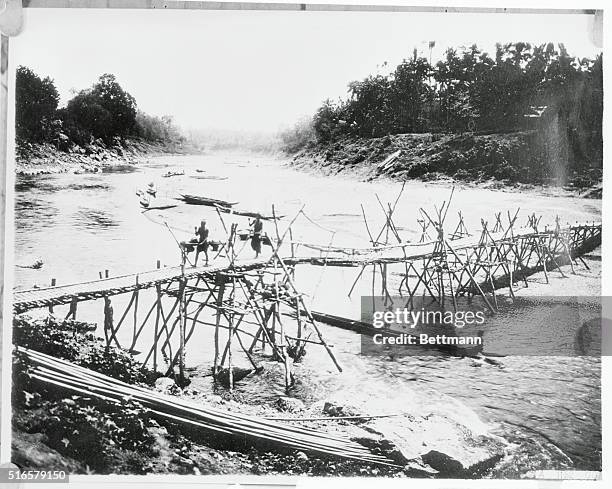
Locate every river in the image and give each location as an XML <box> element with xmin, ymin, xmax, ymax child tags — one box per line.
<box><xmin>13</xmin><ymin>151</ymin><xmax>601</xmax><ymax>476</ymax></box>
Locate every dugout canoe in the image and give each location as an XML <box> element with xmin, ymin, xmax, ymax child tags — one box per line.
<box><xmin>180</xmin><ymin>194</ymin><xmax>238</xmax><ymax>208</ymax></box>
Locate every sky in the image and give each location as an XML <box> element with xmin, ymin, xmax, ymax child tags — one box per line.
<box><xmin>10</xmin><ymin>7</ymin><xmax>603</xmax><ymax>133</ymax></box>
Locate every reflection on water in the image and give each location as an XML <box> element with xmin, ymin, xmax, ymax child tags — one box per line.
<box><xmin>74</xmin><ymin>208</ymin><xmax>120</xmax><ymax>230</ymax></box>
<box><xmin>13</xmin><ymin>151</ymin><xmax>602</xmax><ymax>474</ymax></box>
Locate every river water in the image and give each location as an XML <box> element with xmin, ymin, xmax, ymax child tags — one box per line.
<box><xmin>13</xmin><ymin>151</ymin><xmax>601</xmax><ymax>476</ymax></box>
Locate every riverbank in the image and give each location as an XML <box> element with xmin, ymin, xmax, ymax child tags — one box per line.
<box><xmin>12</xmin><ymin>315</ymin><xmax>507</xmax><ymax>477</ymax></box>
<box><xmin>15</xmin><ymin>138</ymin><xmax>203</xmax><ymax>176</ymax></box>
<box><xmin>288</xmin><ymin>132</ymin><xmax>602</xmax><ymax>199</ymax></box>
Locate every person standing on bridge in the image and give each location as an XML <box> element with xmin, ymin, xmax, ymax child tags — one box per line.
<box><xmin>194</xmin><ymin>220</ymin><xmax>210</xmax><ymax>266</ymax></box>
<box><xmin>250</xmin><ymin>217</ymin><xmax>263</xmax><ymax>258</ymax></box>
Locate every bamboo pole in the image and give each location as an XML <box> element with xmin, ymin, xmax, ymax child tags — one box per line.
<box><xmin>445</xmin><ymin>240</ymin><xmax>496</xmax><ymax>313</ymax></box>
<box><xmin>132</xmin><ymin>276</ymin><xmax>140</xmax><ymax>347</ymax></box>
<box><xmin>103</xmin><ymin>297</ymin><xmax>114</xmax><ymax>348</ymax></box>
<box><xmin>153</xmin><ymin>284</ymin><xmax>161</xmax><ymax>371</ymax></box>
<box><xmin>178</xmin><ymin>277</ymin><xmax>187</xmax><ymax>385</ymax></box>
<box><xmin>20</xmin><ymin>347</ymin><xmax>395</xmax><ymax>466</ymax></box>
<box><xmin>49</xmin><ymin>278</ymin><xmax>56</xmax><ymax>313</ymax></box>
<box><xmin>213</xmin><ymin>277</ymin><xmax>226</xmax><ymax>380</ymax></box>
<box><xmin>269</xmin><ymin>247</ymin><xmax>342</xmax><ymax>372</ymax></box>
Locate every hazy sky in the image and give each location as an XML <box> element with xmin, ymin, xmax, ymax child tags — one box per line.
<box><xmin>11</xmin><ymin>8</ymin><xmax>602</xmax><ymax>133</ymax></box>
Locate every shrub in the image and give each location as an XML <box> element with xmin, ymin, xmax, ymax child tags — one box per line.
<box><xmin>279</xmin><ymin>117</ymin><xmax>315</xmax><ymax>153</ymax></box>
<box><xmin>13</xmin><ymin>316</ymin><xmax>156</xmax><ymax>385</ymax></box>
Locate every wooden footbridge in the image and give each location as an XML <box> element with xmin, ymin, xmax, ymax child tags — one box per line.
<box><xmin>14</xmin><ymin>223</ymin><xmax>601</xmax><ymax>314</ymax></box>
<box><xmin>13</xmin><ymin>186</ymin><xmax>602</xmax><ymax>389</ymax></box>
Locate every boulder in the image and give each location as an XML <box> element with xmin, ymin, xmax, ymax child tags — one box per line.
<box><xmin>295</xmin><ymin>451</ymin><xmax>309</xmax><ymax>461</ymax></box>
<box><xmin>360</xmin><ymin>412</ymin><xmax>506</xmax><ymax>477</ymax></box>
<box><xmin>322</xmin><ymin>400</ymin><xmax>361</xmax><ymax>418</ymax></box>
<box><xmin>155</xmin><ymin>377</ymin><xmax>176</xmax><ymax>391</ymax></box>
<box><xmin>275</xmin><ymin>397</ymin><xmax>305</xmax><ymax>413</ymax></box>
<box><xmin>12</xmin><ymin>431</ymin><xmax>84</xmax><ymax>472</ymax></box>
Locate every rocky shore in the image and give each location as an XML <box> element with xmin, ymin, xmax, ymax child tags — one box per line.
<box><xmin>15</xmin><ymin>139</ymin><xmax>200</xmax><ymax>176</ymax></box>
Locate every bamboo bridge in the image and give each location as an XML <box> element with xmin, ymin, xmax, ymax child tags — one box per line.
<box><xmin>13</xmin><ymin>186</ymin><xmax>602</xmax><ymax>390</ymax></box>
<box><xmin>14</xmin><ymin>223</ymin><xmax>601</xmax><ymax>314</ymax></box>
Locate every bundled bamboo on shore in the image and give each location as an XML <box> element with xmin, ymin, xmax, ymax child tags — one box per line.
<box><xmin>18</xmin><ymin>346</ymin><xmax>397</xmax><ymax>467</ymax></box>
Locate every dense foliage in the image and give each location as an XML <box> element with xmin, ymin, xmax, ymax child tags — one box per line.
<box><xmin>16</xmin><ymin>68</ymin><xmax>184</xmax><ymax>149</ymax></box>
<box><xmin>289</xmin><ymin>43</ymin><xmax>602</xmax><ymax>174</ymax></box>
<box><xmin>15</xmin><ymin>66</ymin><xmax>60</xmax><ymax>142</ymax></box>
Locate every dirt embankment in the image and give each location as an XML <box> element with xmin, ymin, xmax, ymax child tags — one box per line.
<box><xmin>289</xmin><ymin>132</ymin><xmax>602</xmax><ymax>198</ymax></box>
<box><xmin>15</xmin><ymin>139</ymin><xmax>202</xmax><ymax>176</ymax></box>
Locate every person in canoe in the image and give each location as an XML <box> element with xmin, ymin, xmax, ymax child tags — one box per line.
<box><xmin>194</xmin><ymin>220</ymin><xmax>210</xmax><ymax>266</ymax></box>
<box><xmin>250</xmin><ymin>217</ymin><xmax>263</xmax><ymax>258</ymax></box>
<box><xmin>139</xmin><ymin>193</ymin><xmax>150</xmax><ymax>209</ymax></box>
<box><xmin>146</xmin><ymin>182</ymin><xmax>157</xmax><ymax>197</ymax></box>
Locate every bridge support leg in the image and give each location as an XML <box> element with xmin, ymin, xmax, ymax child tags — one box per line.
<box><xmin>66</xmin><ymin>297</ymin><xmax>78</xmax><ymax>320</ymax></box>
<box><xmin>103</xmin><ymin>297</ymin><xmax>114</xmax><ymax>349</ymax></box>
<box><xmin>178</xmin><ymin>278</ymin><xmax>187</xmax><ymax>386</ymax></box>
<box><xmin>213</xmin><ymin>279</ymin><xmax>226</xmax><ymax>381</ymax></box>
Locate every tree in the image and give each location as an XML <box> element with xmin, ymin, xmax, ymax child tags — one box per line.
<box><xmin>63</xmin><ymin>74</ymin><xmax>137</xmax><ymax>143</ymax></box>
<box><xmin>389</xmin><ymin>55</ymin><xmax>432</xmax><ymax>133</ymax></box>
<box><xmin>346</xmin><ymin>75</ymin><xmax>393</xmax><ymax>137</ymax></box>
<box><xmin>15</xmin><ymin>66</ymin><xmax>60</xmax><ymax>142</ymax></box>
<box><xmin>64</xmin><ymin>91</ymin><xmax>113</xmax><ymax>144</ymax></box>
<box><xmin>135</xmin><ymin>111</ymin><xmax>183</xmax><ymax>143</ymax></box>
<box><xmin>313</xmin><ymin>100</ymin><xmax>347</xmax><ymax>142</ymax></box>
<box><xmin>91</xmin><ymin>74</ymin><xmax>137</xmax><ymax>138</ymax></box>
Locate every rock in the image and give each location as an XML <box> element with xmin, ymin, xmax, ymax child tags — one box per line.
<box><xmin>12</xmin><ymin>431</ymin><xmax>84</xmax><ymax>472</ymax></box>
<box><xmin>362</xmin><ymin>412</ymin><xmax>506</xmax><ymax>477</ymax></box>
<box><xmin>295</xmin><ymin>451</ymin><xmax>308</xmax><ymax>461</ymax></box>
<box><xmin>155</xmin><ymin>377</ymin><xmax>176</xmax><ymax>391</ymax></box>
<box><xmin>351</xmin><ymin>432</ymin><xmax>409</xmax><ymax>466</ymax></box>
<box><xmin>214</xmin><ymin>366</ymin><xmax>252</xmax><ymax>387</ymax></box>
<box><xmin>403</xmin><ymin>459</ymin><xmax>439</xmax><ymax>476</ymax></box>
<box><xmin>421</xmin><ymin>450</ymin><xmax>464</xmax><ymax>475</ymax></box>
<box><xmin>208</xmin><ymin>395</ymin><xmax>223</xmax><ymax>405</ymax></box>
<box><xmin>323</xmin><ymin>400</ymin><xmax>361</xmax><ymax>417</ymax></box>
<box><xmin>275</xmin><ymin>397</ymin><xmax>305</xmax><ymax>413</ymax></box>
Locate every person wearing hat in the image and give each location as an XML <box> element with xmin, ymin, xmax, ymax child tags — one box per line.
<box><xmin>194</xmin><ymin>220</ymin><xmax>210</xmax><ymax>266</ymax></box>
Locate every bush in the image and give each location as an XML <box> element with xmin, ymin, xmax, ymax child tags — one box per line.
<box><xmin>12</xmin><ymin>370</ymin><xmax>157</xmax><ymax>474</ymax></box>
<box><xmin>13</xmin><ymin>316</ymin><xmax>156</xmax><ymax>385</ymax></box>
<box><xmin>279</xmin><ymin>117</ymin><xmax>315</xmax><ymax>153</ymax></box>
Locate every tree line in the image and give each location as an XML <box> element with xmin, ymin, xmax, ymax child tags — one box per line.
<box><xmin>15</xmin><ymin>66</ymin><xmax>184</xmax><ymax>150</ymax></box>
<box><xmin>284</xmin><ymin>42</ymin><xmax>602</xmax><ymax>169</ymax></box>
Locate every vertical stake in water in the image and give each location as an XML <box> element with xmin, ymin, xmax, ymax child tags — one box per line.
<box><xmin>228</xmin><ymin>275</ymin><xmax>235</xmax><ymax>391</ymax></box>
<box><xmin>213</xmin><ymin>276</ymin><xmax>225</xmax><ymax>381</ymax></box>
<box><xmin>154</xmin><ymin>283</ymin><xmax>161</xmax><ymax>372</ymax></box>
<box><xmin>49</xmin><ymin>278</ymin><xmax>56</xmax><ymax>313</ymax></box>
<box><xmin>103</xmin><ymin>296</ymin><xmax>113</xmax><ymax>349</ymax></box>
<box><xmin>178</xmin><ymin>247</ymin><xmax>187</xmax><ymax>386</ymax></box>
